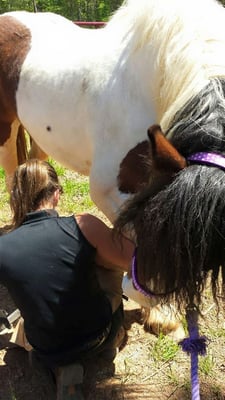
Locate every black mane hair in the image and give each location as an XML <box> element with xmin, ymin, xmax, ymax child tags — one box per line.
<box><xmin>114</xmin><ymin>78</ymin><xmax>225</xmax><ymax>309</ymax></box>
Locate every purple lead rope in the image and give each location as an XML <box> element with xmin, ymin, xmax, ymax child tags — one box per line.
<box><xmin>179</xmin><ymin>308</ymin><xmax>207</xmax><ymax>400</ymax></box>
<box><xmin>132</xmin><ymin>249</ymin><xmax>207</xmax><ymax>400</ymax></box>
<box><xmin>183</xmin><ymin>151</ymin><xmax>225</xmax><ymax>397</ymax></box>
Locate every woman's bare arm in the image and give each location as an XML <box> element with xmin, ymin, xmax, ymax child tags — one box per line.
<box><xmin>76</xmin><ymin>213</ymin><xmax>134</xmax><ymax>272</ymax></box>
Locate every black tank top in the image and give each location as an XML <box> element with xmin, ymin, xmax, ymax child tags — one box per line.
<box><xmin>0</xmin><ymin>210</ymin><xmax>112</xmax><ymax>354</ymax></box>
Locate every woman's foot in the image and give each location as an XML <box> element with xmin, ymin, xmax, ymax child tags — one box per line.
<box><xmin>56</xmin><ymin>363</ymin><xmax>84</xmax><ymax>400</ymax></box>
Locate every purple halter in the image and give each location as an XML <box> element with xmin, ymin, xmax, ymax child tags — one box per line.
<box><xmin>131</xmin><ymin>248</ymin><xmax>155</xmax><ymax>298</ymax></box>
<box><xmin>187</xmin><ymin>152</ymin><xmax>225</xmax><ymax>170</ymax></box>
<box><xmin>132</xmin><ymin>248</ymin><xmax>175</xmax><ymax>297</ymax></box>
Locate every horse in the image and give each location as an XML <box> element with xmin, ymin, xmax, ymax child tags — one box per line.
<box><xmin>1</xmin><ymin>0</ymin><xmax>225</xmax><ymax>218</ymax></box>
<box><xmin>1</xmin><ymin>0</ymin><xmax>225</xmax><ymax>339</ymax></box>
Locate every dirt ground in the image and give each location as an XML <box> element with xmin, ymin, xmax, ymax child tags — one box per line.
<box><xmin>1</xmin><ymin>282</ymin><xmax>225</xmax><ymax>400</ymax></box>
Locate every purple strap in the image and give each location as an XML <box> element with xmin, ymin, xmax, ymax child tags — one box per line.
<box><xmin>132</xmin><ymin>249</ymin><xmax>176</xmax><ymax>297</ymax></box>
<box><xmin>131</xmin><ymin>248</ymin><xmax>154</xmax><ymax>298</ymax></box>
<box><xmin>187</xmin><ymin>152</ymin><xmax>225</xmax><ymax>170</ymax></box>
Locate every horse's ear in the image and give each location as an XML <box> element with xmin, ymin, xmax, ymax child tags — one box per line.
<box><xmin>147</xmin><ymin>124</ymin><xmax>187</xmax><ymax>173</ymax></box>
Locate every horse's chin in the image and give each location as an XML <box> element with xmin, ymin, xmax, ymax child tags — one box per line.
<box><xmin>142</xmin><ymin>304</ymin><xmax>186</xmax><ymax>342</ymax></box>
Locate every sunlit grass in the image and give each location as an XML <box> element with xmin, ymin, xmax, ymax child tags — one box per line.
<box><xmin>150</xmin><ymin>333</ymin><xmax>179</xmax><ymax>363</ymax></box>
<box><xmin>59</xmin><ymin>177</ymin><xmax>95</xmax><ymax>215</ymax></box>
<box><xmin>0</xmin><ymin>167</ymin><xmax>5</xmax><ymax>179</ymax></box>
<box><xmin>0</xmin><ymin>167</ymin><xmax>10</xmax><ymax>224</ymax></box>
<box><xmin>48</xmin><ymin>158</ymin><xmax>66</xmax><ymax>177</ymax></box>
<box><xmin>47</xmin><ymin>159</ymin><xmax>105</xmax><ymax>217</ymax></box>
<box><xmin>199</xmin><ymin>353</ymin><xmax>215</xmax><ymax>376</ymax></box>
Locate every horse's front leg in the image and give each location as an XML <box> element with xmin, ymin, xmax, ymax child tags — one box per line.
<box><xmin>0</xmin><ymin>119</ymin><xmax>20</xmax><ymax>189</ymax></box>
<box><xmin>89</xmin><ymin>155</ymin><xmax>130</xmax><ymax>222</ymax></box>
<box><xmin>29</xmin><ymin>139</ymin><xmax>48</xmax><ymax>161</ymax></box>
<box><xmin>89</xmin><ymin>172</ymin><xmax>130</xmax><ymax>223</ymax></box>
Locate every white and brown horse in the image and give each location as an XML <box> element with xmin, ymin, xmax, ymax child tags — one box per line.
<box><xmin>1</xmin><ymin>0</ymin><xmax>225</xmax><ymax>337</ymax></box>
<box><xmin>1</xmin><ymin>0</ymin><xmax>225</xmax><ymax>219</ymax></box>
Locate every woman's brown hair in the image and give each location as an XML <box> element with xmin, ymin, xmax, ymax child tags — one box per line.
<box><xmin>9</xmin><ymin>159</ymin><xmax>62</xmax><ymax>229</ymax></box>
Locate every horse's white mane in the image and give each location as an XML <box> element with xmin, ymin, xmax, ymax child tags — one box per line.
<box><xmin>107</xmin><ymin>0</ymin><xmax>225</xmax><ymax>130</ymax></box>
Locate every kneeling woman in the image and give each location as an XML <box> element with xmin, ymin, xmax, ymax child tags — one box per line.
<box><xmin>0</xmin><ymin>159</ymin><xmax>134</xmax><ymax>399</ymax></box>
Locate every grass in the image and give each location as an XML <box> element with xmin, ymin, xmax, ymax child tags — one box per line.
<box><xmin>199</xmin><ymin>353</ymin><xmax>215</xmax><ymax>376</ymax></box>
<box><xmin>59</xmin><ymin>177</ymin><xmax>94</xmax><ymax>214</ymax></box>
<box><xmin>49</xmin><ymin>158</ymin><xmax>95</xmax><ymax>214</ymax></box>
<box><xmin>150</xmin><ymin>333</ymin><xmax>179</xmax><ymax>364</ymax></box>
<box><xmin>0</xmin><ymin>167</ymin><xmax>10</xmax><ymax>224</ymax></box>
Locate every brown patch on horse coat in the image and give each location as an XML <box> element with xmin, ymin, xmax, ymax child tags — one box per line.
<box><xmin>118</xmin><ymin>141</ymin><xmax>150</xmax><ymax>193</ymax></box>
<box><xmin>0</xmin><ymin>15</ymin><xmax>31</xmax><ymax>145</ymax></box>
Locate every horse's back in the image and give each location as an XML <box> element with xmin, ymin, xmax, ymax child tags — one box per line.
<box><xmin>1</xmin><ymin>10</ymin><xmax>76</xmax><ymax>32</ymax></box>
<box><xmin>0</xmin><ymin>10</ymin><xmax>77</xmax><ymax>126</ymax></box>
<box><xmin>0</xmin><ymin>10</ymin><xmax>98</xmax><ymax>175</ymax></box>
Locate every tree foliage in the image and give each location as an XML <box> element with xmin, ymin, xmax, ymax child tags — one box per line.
<box><xmin>0</xmin><ymin>0</ymin><xmax>224</xmax><ymax>23</ymax></box>
<box><xmin>0</xmin><ymin>0</ymin><xmax>123</xmax><ymax>21</ymax></box>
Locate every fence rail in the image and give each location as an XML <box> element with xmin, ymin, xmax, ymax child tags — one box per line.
<box><xmin>74</xmin><ymin>21</ymin><xmax>106</xmax><ymax>28</ymax></box>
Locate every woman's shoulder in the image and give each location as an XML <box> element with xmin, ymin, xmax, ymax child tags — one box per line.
<box><xmin>57</xmin><ymin>214</ymin><xmax>77</xmax><ymax>232</ymax></box>
<box><xmin>75</xmin><ymin>213</ymin><xmax>109</xmax><ymax>239</ymax></box>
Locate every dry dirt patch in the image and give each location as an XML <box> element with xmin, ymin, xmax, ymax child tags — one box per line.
<box><xmin>1</xmin><ymin>283</ymin><xmax>225</xmax><ymax>400</ymax></box>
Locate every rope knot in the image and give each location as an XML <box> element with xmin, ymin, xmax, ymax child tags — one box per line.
<box><xmin>179</xmin><ymin>336</ymin><xmax>207</xmax><ymax>356</ymax></box>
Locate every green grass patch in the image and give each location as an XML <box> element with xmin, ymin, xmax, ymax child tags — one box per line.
<box><xmin>47</xmin><ymin>158</ymin><xmax>95</xmax><ymax>214</ymax></box>
<box><xmin>59</xmin><ymin>178</ymin><xmax>94</xmax><ymax>214</ymax></box>
<box><xmin>199</xmin><ymin>354</ymin><xmax>215</xmax><ymax>376</ymax></box>
<box><xmin>150</xmin><ymin>333</ymin><xmax>179</xmax><ymax>363</ymax></box>
<box><xmin>0</xmin><ymin>167</ymin><xmax>5</xmax><ymax>179</ymax></box>
<box><xmin>0</xmin><ymin>167</ymin><xmax>10</xmax><ymax>224</ymax></box>
<box><xmin>48</xmin><ymin>158</ymin><xmax>67</xmax><ymax>177</ymax></box>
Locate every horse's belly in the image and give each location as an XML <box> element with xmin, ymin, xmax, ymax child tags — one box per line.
<box><xmin>20</xmin><ymin>120</ymin><xmax>92</xmax><ymax>175</ymax></box>
<box><xmin>17</xmin><ymin>93</ymin><xmax>92</xmax><ymax>175</ymax></box>
<box><xmin>16</xmin><ymin>69</ymin><xmax>93</xmax><ymax>174</ymax></box>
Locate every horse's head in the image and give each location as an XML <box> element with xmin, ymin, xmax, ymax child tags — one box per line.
<box><xmin>115</xmin><ymin>124</ymin><xmax>225</xmax><ymax>309</ymax></box>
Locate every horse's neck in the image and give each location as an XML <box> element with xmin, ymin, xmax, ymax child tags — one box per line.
<box><xmin>82</xmin><ymin>27</ymin><xmax>158</xmax><ymax>138</ymax></box>
<box><xmin>148</xmin><ymin>2</ymin><xmax>225</xmax><ymax>132</ymax></box>
<box><xmin>96</xmin><ymin>20</ymin><xmax>202</xmax><ymax>134</ymax></box>
<box><xmin>103</xmin><ymin>0</ymin><xmax>225</xmax><ymax>133</ymax></box>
